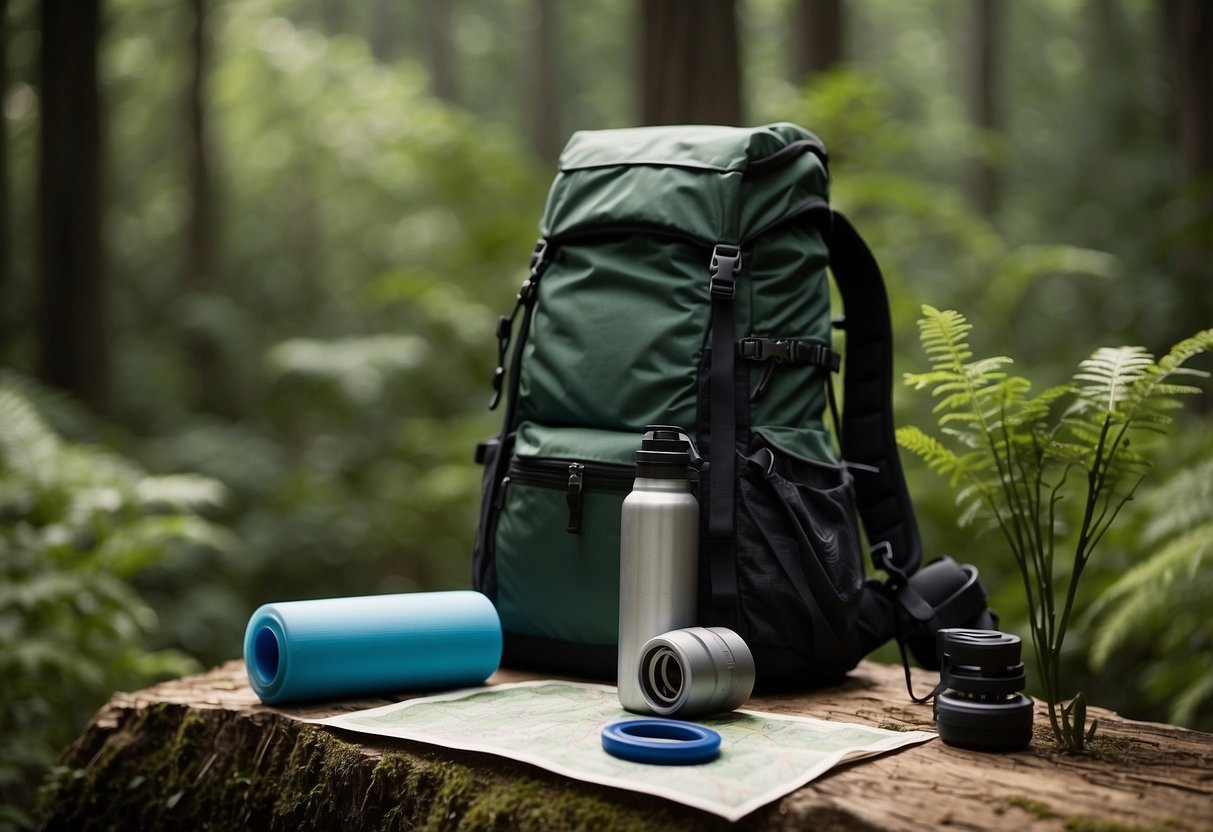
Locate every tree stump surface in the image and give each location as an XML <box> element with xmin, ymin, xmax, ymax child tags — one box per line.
<box><xmin>40</xmin><ymin>659</ymin><xmax>1213</xmax><ymax>831</ymax></box>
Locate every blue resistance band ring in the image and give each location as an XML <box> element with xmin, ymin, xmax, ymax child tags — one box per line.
<box><xmin>601</xmin><ymin>719</ymin><xmax>722</xmax><ymax>765</ymax></box>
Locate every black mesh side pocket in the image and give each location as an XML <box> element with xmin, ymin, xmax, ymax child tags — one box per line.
<box><xmin>734</xmin><ymin>436</ymin><xmax>865</xmax><ymax>683</ymax></box>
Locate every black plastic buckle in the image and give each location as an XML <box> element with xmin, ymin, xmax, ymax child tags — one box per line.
<box><xmin>736</xmin><ymin>338</ymin><xmax>762</xmax><ymax>360</ymax></box>
<box><xmin>709</xmin><ymin>244</ymin><xmax>741</xmax><ymax>300</ymax></box>
<box><xmin>872</xmin><ymin>540</ymin><xmax>910</xmax><ymax>591</ymax></box>
<box><xmin>737</xmin><ymin>337</ymin><xmax>791</xmax><ymax>362</ymax></box>
<box><xmin>764</xmin><ymin>339</ymin><xmax>792</xmax><ymax>362</ymax></box>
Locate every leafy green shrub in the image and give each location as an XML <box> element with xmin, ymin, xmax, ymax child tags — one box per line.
<box><xmin>0</xmin><ymin>377</ymin><xmax>231</xmax><ymax>827</ymax></box>
<box><xmin>897</xmin><ymin>306</ymin><xmax>1212</xmax><ymax>751</ymax></box>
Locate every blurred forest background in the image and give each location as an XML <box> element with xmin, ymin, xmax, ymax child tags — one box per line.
<box><xmin>1</xmin><ymin>0</ymin><xmax>1211</xmax><ymax>825</ymax></box>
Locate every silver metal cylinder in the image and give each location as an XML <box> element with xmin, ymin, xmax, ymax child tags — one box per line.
<box><xmin>617</xmin><ymin>475</ymin><xmax>699</xmax><ymax>713</ymax></box>
<box><xmin>638</xmin><ymin>627</ymin><xmax>755</xmax><ymax>718</ymax></box>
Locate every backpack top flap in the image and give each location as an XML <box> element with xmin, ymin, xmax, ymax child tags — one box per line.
<box><xmin>515</xmin><ymin>123</ymin><xmax>834</xmax><ymax>434</ymax></box>
<box><xmin>540</xmin><ymin>123</ymin><xmax>830</xmax><ymax>244</ymax></box>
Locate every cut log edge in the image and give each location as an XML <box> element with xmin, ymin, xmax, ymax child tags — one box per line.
<box><xmin>36</xmin><ymin>660</ymin><xmax>1213</xmax><ymax>832</ymax></box>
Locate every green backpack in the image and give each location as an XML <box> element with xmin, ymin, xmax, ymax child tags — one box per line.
<box><xmin>473</xmin><ymin>123</ymin><xmax>993</xmax><ymax>684</ymax></box>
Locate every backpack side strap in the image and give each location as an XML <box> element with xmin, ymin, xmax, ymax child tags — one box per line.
<box><xmin>826</xmin><ymin>211</ymin><xmax>923</xmax><ymax>579</ymax></box>
<box><xmin>706</xmin><ymin>244</ymin><xmax>743</xmax><ymax>619</ymax></box>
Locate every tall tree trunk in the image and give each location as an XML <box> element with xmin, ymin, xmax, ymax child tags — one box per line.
<box><xmin>185</xmin><ymin>0</ymin><xmax>231</xmax><ymax>416</ymax></box>
<box><xmin>640</xmin><ymin>0</ymin><xmax>742</xmax><ymax>126</ymax></box>
<box><xmin>36</xmin><ymin>0</ymin><xmax>108</xmax><ymax>413</ymax></box>
<box><xmin>423</xmin><ymin>0</ymin><xmax>456</xmax><ymax>102</ymax></box>
<box><xmin>1163</xmin><ymin>0</ymin><xmax>1213</xmax><ymax>346</ymax></box>
<box><xmin>367</xmin><ymin>0</ymin><xmax>401</xmax><ymax>64</ymax></box>
<box><xmin>528</xmin><ymin>0</ymin><xmax>561</xmax><ymax>163</ymax></box>
<box><xmin>964</xmin><ymin>0</ymin><xmax>1001</xmax><ymax>218</ymax></box>
<box><xmin>318</xmin><ymin>0</ymin><xmax>345</xmax><ymax>36</ymax></box>
<box><xmin>791</xmin><ymin>0</ymin><xmax>844</xmax><ymax>82</ymax></box>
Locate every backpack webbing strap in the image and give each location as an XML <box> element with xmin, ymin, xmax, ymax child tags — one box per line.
<box><xmin>477</xmin><ymin>239</ymin><xmax>551</xmax><ymax>597</ymax></box>
<box><xmin>827</xmin><ymin>212</ymin><xmax>923</xmax><ymax>579</ymax></box>
<box><xmin>707</xmin><ymin>244</ymin><xmax>742</xmax><ymax>614</ymax></box>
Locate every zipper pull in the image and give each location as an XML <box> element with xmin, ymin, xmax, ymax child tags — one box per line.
<box><xmin>566</xmin><ymin>463</ymin><xmax>585</xmax><ymax>534</ymax></box>
<box><xmin>754</xmin><ymin>360</ymin><xmax>778</xmax><ymax>400</ymax></box>
<box><xmin>494</xmin><ymin>476</ymin><xmax>511</xmax><ymax>510</ymax></box>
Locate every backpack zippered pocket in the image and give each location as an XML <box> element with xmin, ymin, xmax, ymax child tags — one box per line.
<box><xmin>505</xmin><ymin>456</ymin><xmax>633</xmax><ymax>534</ymax></box>
<box><xmin>492</xmin><ymin>422</ymin><xmax>637</xmax><ymax>647</ymax></box>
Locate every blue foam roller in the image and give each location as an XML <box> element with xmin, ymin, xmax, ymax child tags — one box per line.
<box><xmin>243</xmin><ymin>590</ymin><xmax>502</xmax><ymax>705</ymax></box>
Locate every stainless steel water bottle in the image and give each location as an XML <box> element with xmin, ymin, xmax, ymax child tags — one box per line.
<box><xmin>617</xmin><ymin>425</ymin><xmax>700</xmax><ymax>712</ymax></box>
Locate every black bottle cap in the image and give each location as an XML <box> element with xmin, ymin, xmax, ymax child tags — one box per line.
<box><xmin>635</xmin><ymin>425</ymin><xmax>696</xmax><ymax>477</ymax></box>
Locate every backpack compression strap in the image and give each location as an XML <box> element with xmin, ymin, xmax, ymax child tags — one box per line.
<box><xmin>827</xmin><ymin>211</ymin><xmax>923</xmax><ymax>581</ymax></box>
<box><xmin>706</xmin><ymin>244</ymin><xmax>743</xmax><ymax>618</ymax></box>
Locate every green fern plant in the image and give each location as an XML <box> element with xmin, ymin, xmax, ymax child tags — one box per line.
<box><xmin>1086</xmin><ymin>457</ymin><xmax>1213</xmax><ymax>727</ymax></box>
<box><xmin>898</xmin><ymin>305</ymin><xmax>1213</xmax><ymax>752</ymax></box>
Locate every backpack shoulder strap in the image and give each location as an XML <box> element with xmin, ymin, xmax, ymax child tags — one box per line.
<box><xmin>826</xmin><ymin>211</ymin><xmax>922</xmax><ymax>580</ymax></box>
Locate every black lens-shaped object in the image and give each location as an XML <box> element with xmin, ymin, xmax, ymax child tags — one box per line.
<box><xmin>637</xmin><ymin>627</ymin><xmax>755</xmax><ymax>718</ymax></box>
<box><xmin>934</xmin><ymin>628</ymin><xmax>1033</xmax><ymax>752</ymax></box>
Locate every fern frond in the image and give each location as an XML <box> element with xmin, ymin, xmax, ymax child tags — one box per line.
<box><xmin>968</xmin><ymin>356</ymin><xmax>1014</xmax><ymax>378</ymax></box>
<box><xmin>1171</xmin><ymin>660</ymin><xmax>1213</xmax><ymax>727</ymax></box>
<box><xmin>1011</xmin><ymin>384</ymin><xmax>1071</xmax><ymax>426</ymax></box>
<box><xmin>1100</xmin><ymin>523</ymin><xmax>1213</xmax><ymax>605</ymax></box>
<box><xmin>1073</xmin><ymin>346</ymin><xmax>1155</xmax><ymax>414</ymax></box>
<box><xmin>956</xmin><ymin>492</ymin><xmax>987</xmax><ymax>528</ymax></box>
<box><xmin>916</xmin><ymin>306</ymin><xmax>974</xmax><ymax>371</ymax></box>
<box><xmin>1140</xmin><ymin>458</ymin><xmax>1213</xmax><ymax>545</ymax></box>
<box><xmin>1157</xmin><ymin>328</ymin><xmax>1213</xmax><ymax>374</ymax></box>
<box><xmin>135</xmin><ymin>475</ymin><xmax>228</xmax><ymax>513</ymax></box>
<box><xmin>1088</xmin><ymin>522</ymin><xmax>1213</xmax><ymax>667</ymax></box>
<box><xmin>1040</xmin><ymin>440</ymin><xmax>1089</xmax><ymax>466</ymax></box>
<box><xmin>939</xmin><ymin>410</ymin><xmax>992</xmax><ymax>426</ymax></box>
<box><xmin>935</xmin><ymin>392</ymin><xmax>987</xmax><ymax>413</ymax></box>
<box><xmin>1059</xmin><ymin>415</ymin><xmax>1107</xmax><ymax>445</ymax></box>
<box><xmin>905</xmin><ymin>307</ymin><xmax>1024</xmax><ymax>459</ymax></box>
<box><xmin>0</xmin><ymin>385</ymin><xmax>61</xmax><ymax>481</ymax></box>
<box><xmin>1118</xmin><ymin>329</ymin><xmax>1213</xmax><ymax>420</ymax></box>
<box><xmin>955</xmin><ymin>481</ymin><xmax>1003</xmax><ymax>530</ymax></box>
<box><xmin>55</xmin><ymin>445</ymin><xmax>143</xmax><ymax>499</ymax></box>
<box><xmin>902</xmin><ymin>369</ymin><xmax>960</xmax><ymax>391</ymax></box>
<box><xmin>0</xmin><ymin>369</ymin><xmax>97</xmax><ymax>440</ymax></box>
<box><xmin>996</xmin><ymin>375</ymin><xmax>1033</xmax><ymax>398</ymax></box>
<box><xmin>896</xmin><ymin>425</ymin><xmax>971</xmax><ymax>487</ymax></box>
<box><xmin>1149</xmin><ymin>382</ymin><xmax>1206</xmax><ymax>398</ymax></box>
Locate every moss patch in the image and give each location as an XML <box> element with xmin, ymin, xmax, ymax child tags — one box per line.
<box><xmin>1032</xmin><ymin>723</ymin><xmax>1136</xmax><ymax>762</ymax></box>
<box><xmin>1062</xmin><ymin>818</ymin><xmax>1185</xmax><ymax>832</ymax></box>
<box><xmin>37</xmin><ymin>705</ymin><xmax>740</xmax><ymax>831</ymax></box>
<box><xmin>1002</xmin><ymin>796</ymin><xmax>1191</xmax><ymax>832</ymax></box>
<box><xmin>1085</xmin><ymin>733</ymin><xmax>1134</xmax><ymax>763</ymax></box>
<box><xmin>1005</xmin><ymin>795</ymin><xmax>1058</xmax><ymax>820</ymax></box>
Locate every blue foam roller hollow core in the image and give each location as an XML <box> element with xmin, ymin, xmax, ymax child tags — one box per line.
<box><xmin>243</xmin><ymin>590</ymin><xmax>502</xmax><ymax>705</ymax></box>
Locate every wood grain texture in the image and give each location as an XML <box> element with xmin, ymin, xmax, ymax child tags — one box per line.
<box><xmin>39</xmin><ymin>660</ymin><xmax>1213</xmax><ymax>831</ymax></box>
